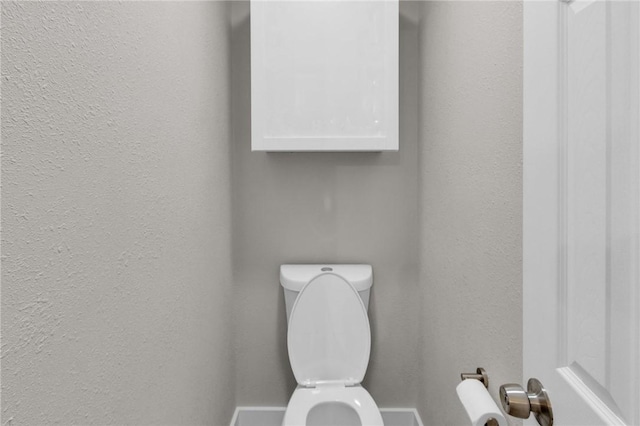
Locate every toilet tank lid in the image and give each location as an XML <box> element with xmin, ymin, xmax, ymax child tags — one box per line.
<box><xmin>280</xmin><ymin>264</ymin><xmax>373</xmax><ymax>292</ymax></box>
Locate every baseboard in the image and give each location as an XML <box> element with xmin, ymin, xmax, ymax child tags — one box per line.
<box><xmin>230</xmin><ymin>406</ymin><xmax>424</xmax><ymax>426</ymax></box>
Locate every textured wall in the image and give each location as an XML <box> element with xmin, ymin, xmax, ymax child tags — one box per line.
<box><xmin>1</xmin><ymin>2</ymin><xmax>234</xmax><ymax>424</ymax></box>
<box><xmin>230</xmin><ymin>1</ymin><xmax>421</xmax><ymax>408</ymax></box>
<box><xmin>417</xmin><ymin>2</ymin><xmax>523</xmax><ymax>424</ymax></box>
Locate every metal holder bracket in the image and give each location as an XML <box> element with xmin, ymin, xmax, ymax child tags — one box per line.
<box><xmin>460</xmin><ymin>367</ymin><xmax>489</xmax><ymax>388</ymax></box>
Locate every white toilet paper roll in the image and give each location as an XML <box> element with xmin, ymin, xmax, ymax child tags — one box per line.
<box><xmin>456</xmin><ymin>379</ymin><xmax>508</xmax><ymax>426</ymax></box>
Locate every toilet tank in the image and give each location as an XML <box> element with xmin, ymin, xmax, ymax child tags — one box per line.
<box><xmin>280</xmin><ymin>264</ymin><xmax>373</xmax><ymax>323</ymax></box>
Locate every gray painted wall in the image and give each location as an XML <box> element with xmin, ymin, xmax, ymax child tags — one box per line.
<box><xmin>417</xmin><ymin>1</ymin><xmax>523</xmax><ymax>424</ymax></box>
<box><xmin>0</xmin><ymin>2</ymin><xmax>524</xmax><ymax>424</ymax></box>
<box><xmin>1</xmin><ymin>2</ymin><xmax>234</xmax><ymax>424</ymax></box>
<box><xmin>230</xmin><ymin>1</ymin><xmax>422</xmax><ymax>408</ymax></box>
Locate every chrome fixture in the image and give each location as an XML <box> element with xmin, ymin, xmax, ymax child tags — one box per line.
<box><xmin>499</xmin><ymin>378</ymin><xmax>553</xmax><ymax>426</ymax></box>
<box><xmin>460</xmin><ymin>367</ymin><xmax>489</xmax><ymax>388</ymax></box>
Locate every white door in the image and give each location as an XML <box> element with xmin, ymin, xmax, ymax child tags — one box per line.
<box><xmin>523</xmin><ymin>0</ymin><xmax>640</xmax><ymax>425</ymax></box>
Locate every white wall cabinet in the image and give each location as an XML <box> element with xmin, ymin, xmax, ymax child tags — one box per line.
<box><xmin>250</xmin><ymin>1</ymin><xmax>398</xmax><ymax>152</ymax></box>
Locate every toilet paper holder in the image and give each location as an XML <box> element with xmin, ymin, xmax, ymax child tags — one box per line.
<box><xmin>460</xmin><ymin>367</ymin><xmax>489</xmax><ymax>388</ymax></box>
<box><xmin>458</xmin><ymin>369</ymin><xmax>502</xmax><ymax>426</ymax></box>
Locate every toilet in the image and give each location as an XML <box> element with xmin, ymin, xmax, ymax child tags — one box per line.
<box><xmin>280</xmin><ymin>264</ymin><xmax>384</xmax><ymax>426</ymax></box>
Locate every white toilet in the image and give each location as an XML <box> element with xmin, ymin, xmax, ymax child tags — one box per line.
<box><xmin>280</xmin><ymin>264</ymin><xmax>384</xmax><ymax>426</ymax></box>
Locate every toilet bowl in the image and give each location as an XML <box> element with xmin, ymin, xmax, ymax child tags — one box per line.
<box><xmin>283</xmin><ymin>385</ymin><xmax>382</xmax><ymax>426</ymax></box>
<box><xmin>280</xmin><ymin>265</ymin><xmax>383</xmax><ymax>426</ymax></box>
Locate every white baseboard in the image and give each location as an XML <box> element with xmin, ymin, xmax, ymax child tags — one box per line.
<box><xmin>230</xmin><ymin>406</ymin><xmax>424</xmax><ymax>426</ymax></box>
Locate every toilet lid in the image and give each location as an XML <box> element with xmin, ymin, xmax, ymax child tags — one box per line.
<box><xmin>287</xmin><ymin>273</ymin><xmax>371</xmax><ymax>386</ymax></box>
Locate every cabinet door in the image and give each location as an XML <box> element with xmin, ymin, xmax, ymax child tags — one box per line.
<box><xmin>250</xmin><ymin>1</ymin><xmax>398</xmax><ymax>152</ymax></box>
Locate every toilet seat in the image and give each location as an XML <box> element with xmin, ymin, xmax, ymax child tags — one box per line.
<box><xmin>287</xmin><ymin>273</ymin><xmax>371</xmax><ymax>386</ymax></box>
<box><xmin>282</xmin><ymin>385</ymin><xmax>383</xmax><ymax>426</ymax></box>
<box><xmin>283</xmin><ymin>273</ymin><xmax>382</xmax><ymax>426</ymax></box>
